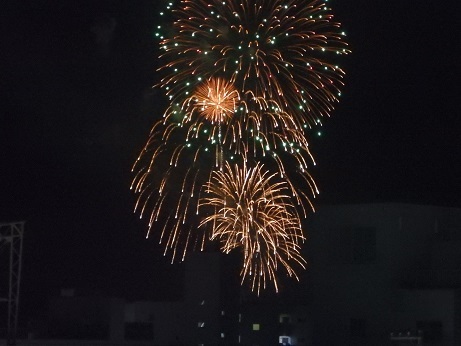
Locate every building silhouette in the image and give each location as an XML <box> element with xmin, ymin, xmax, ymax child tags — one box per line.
<box><xmin>305</xmin><ymin>203</ymin><xmax>461</xmax><ymax>345</ymax></box>
<box><xmin>10</xmin><ymin>203</ymin><xmax>461</xmax><ymax>346</ymax></box>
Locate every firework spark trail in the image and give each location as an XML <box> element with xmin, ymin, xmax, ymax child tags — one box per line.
<box><xmin>199</xmin><ymin>161</ymin><xmax>306</xmax><ymax>295</ymax></box>
<box><xmin>131</xmin><ymin>116</ymin><xmax>317</xmax><ymax>262</ymax></box>
<box><xmin>163</xmin><ymin>76</ymin><xmax>314</xmax><ymax>157</ymax></box>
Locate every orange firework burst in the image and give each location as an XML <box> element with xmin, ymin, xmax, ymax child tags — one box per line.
<box><xmin>199</xmin><ymin>161</ymin><xmax>306</xmax><ymax>294</ymax></box>
<box><xmin>192</xmin><ymin>77</ymin><xmax>239</xmax><ymax>124</ymax></box>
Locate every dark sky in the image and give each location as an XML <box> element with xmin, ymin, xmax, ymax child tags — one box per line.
<box><xmin>1</xmin><ymin>0</ymin><xmax>460</xmax><ymax>316</ymax></box>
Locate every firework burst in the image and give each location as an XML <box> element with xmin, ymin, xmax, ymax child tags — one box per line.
<box><xmin>192</xmin><ymin>77</ymin><xmax>239</xmax><ymax>124</ymax></box>
<box><xmin>200</xmin><ymin>161</ymin><xmax>306</xmax><ymax>294</ymax></box>
<box><xmin>157</xmin><ymin>0</ymin><xmax>350</xmax><ymax>128</ymax></box>
<box><xmin>132</xmin><ymin>0</ymin><xmax>349</xmax><ymax>292</ymax></box>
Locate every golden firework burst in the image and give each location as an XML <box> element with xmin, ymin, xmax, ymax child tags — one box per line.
<box><xmin>192</xmin><ymin>77</ymin><xmax>239</xmax><ymax>124</ymax></box>
<box><xmin>199</xmin><ymin>161</ymin><xmax>306</xmax><ymax>294</ymax></box>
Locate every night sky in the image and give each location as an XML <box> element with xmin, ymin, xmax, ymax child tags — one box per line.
<box><xmin>1</xmin><ymin>0</ymin><xmax>460</xmax><ymax>317</ymax></box>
